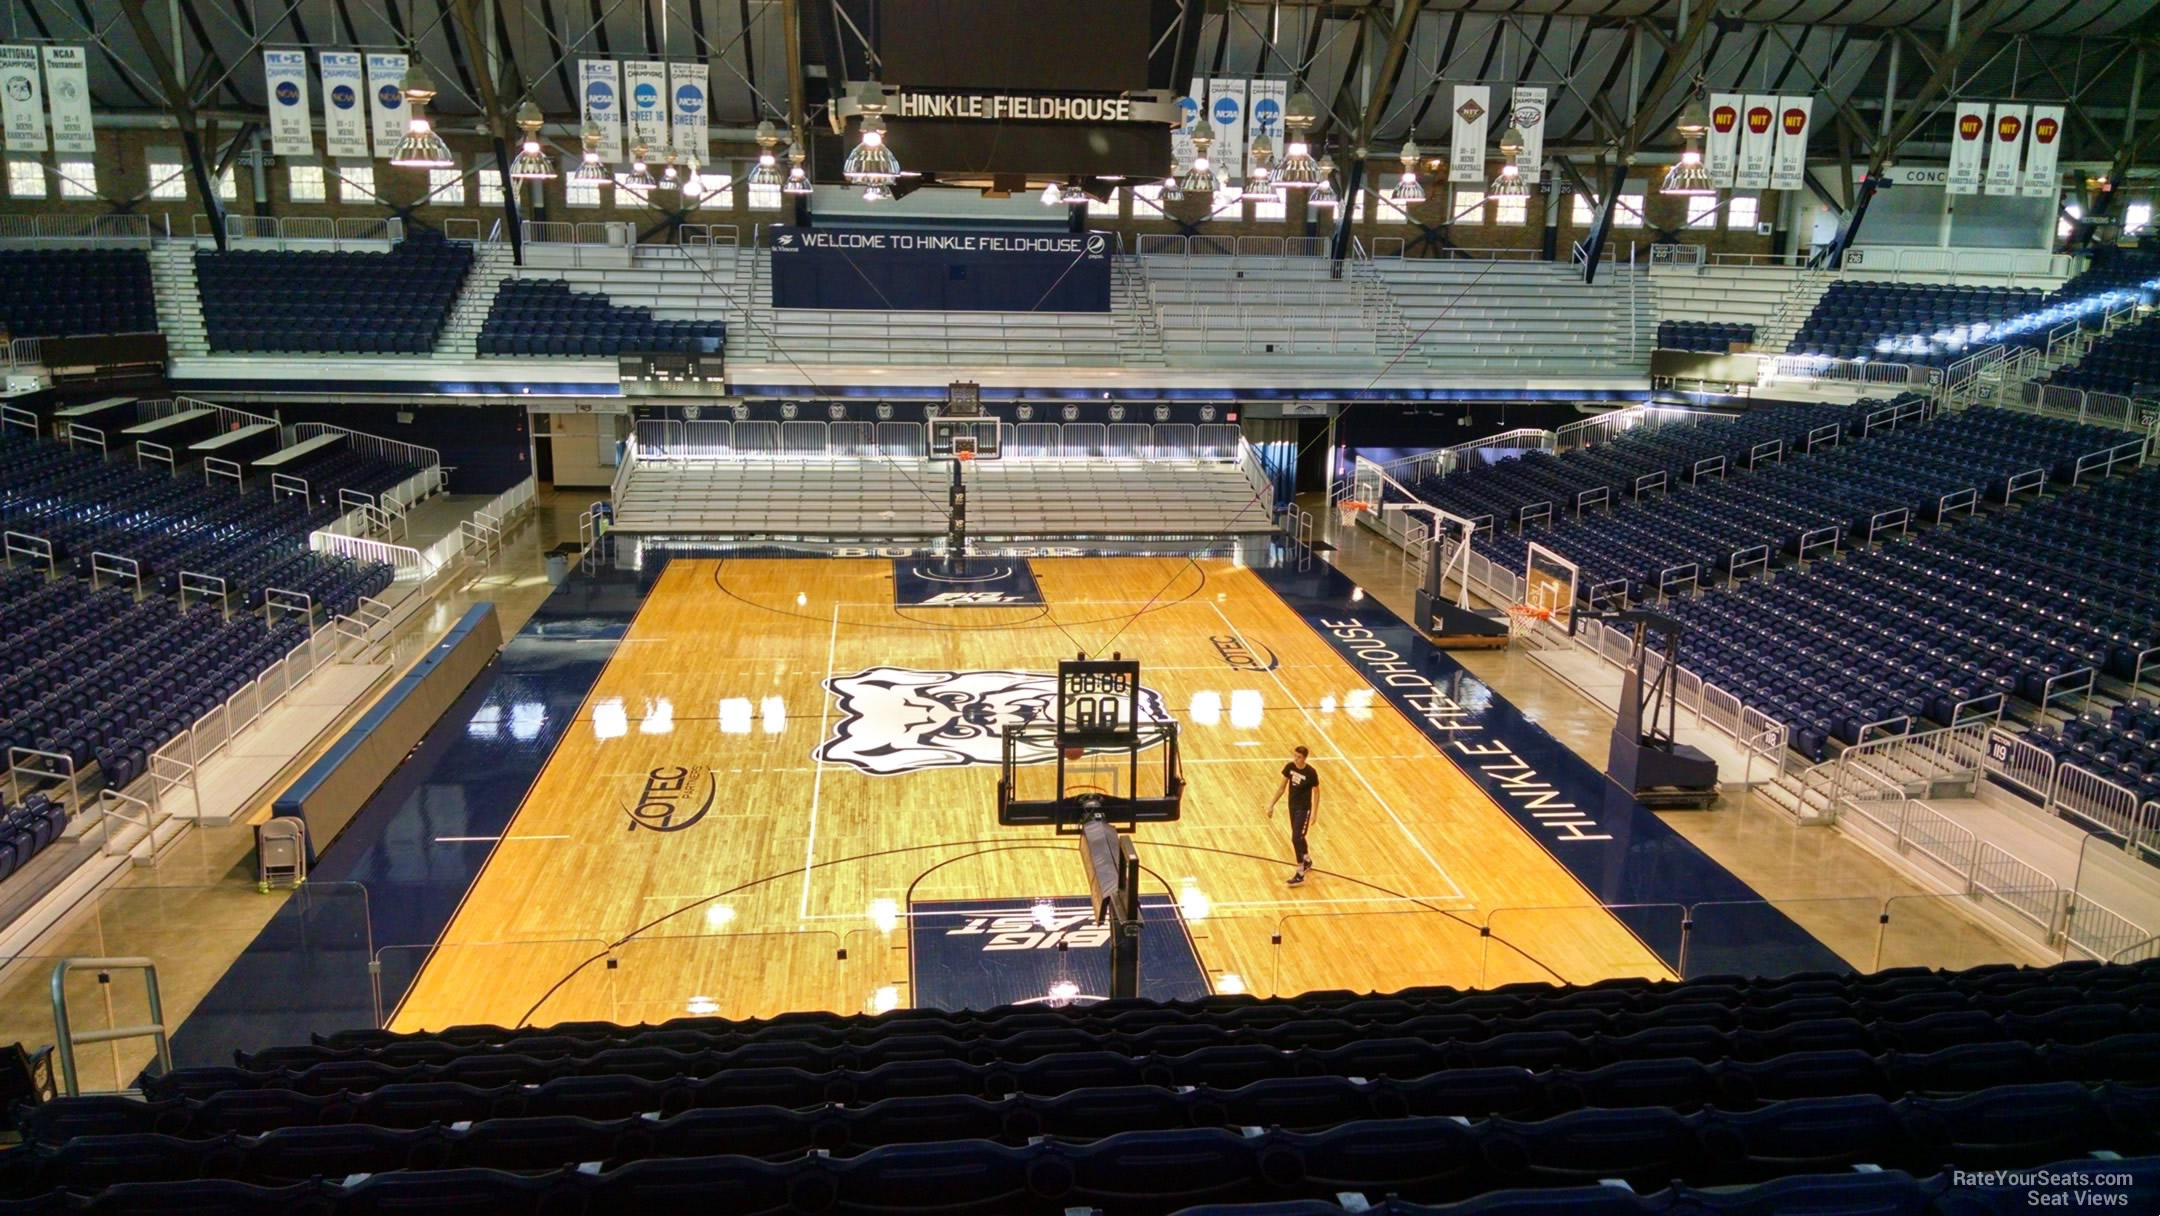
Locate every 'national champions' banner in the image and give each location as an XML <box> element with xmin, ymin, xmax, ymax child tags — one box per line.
<box><xmin>1946</xmin><ymin>101</ymin><xmax>1988</xmax><ymax>195</ymax></box>
<box><xmin>0</xmin><ymin>46</ymin><xmax>43</xmax><ymax>152</ymax></box>
<box><xmin>770</xmin><ymin>227</ymin><xmax>1112</xmax><ymax>313</ymax></box>
<box><xmin>1205</xmin><ymin>78</ymin><xmax>1247</xmax><ymax>182</ymax></box>
<box><xmin>264</xmin><ymin>50</ymin><xmax>313</xmax><ymax>157</ymax></box>
<box><xmin>1247</xmin><ymin>78</ymin><xmax>1286</xmax><ymax>183</ymax></box>
<box><xmin>318</xmin><ymin>52</ymin><xmax>369</xmax><ymax>159</ymax></box>
<box><xmin>1511</xmin><ymin>86</ymin><xmax>1547</xmax><ymax>178</ymax></box>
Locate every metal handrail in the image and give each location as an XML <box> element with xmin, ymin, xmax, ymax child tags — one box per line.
<box><xmin>50</xmin><ymin>957</ymin><xmax>171</xmax><ymax>1096</ymax></box>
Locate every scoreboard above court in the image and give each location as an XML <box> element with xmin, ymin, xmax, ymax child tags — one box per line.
<box><xmin>619</xmin><ymin>351</ymin><xmax>723</xmax><ymax>397</ymax></box>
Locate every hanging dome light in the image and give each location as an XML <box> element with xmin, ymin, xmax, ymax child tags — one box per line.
<box><xmin>659</xmin><ymin>150</ymin><xmax>681</xmax><ymax>191</ymax></box>
<box><xmin>572</xmin><ymin>119</ymin><xmax>612</xmax><ymax>185</ymax></box>
<box><xmin>1490</xmin><ymin>125</ymin><xmax>1531</xmax><ymax>198</ymax></box>
<box><xmin>508</xmin><ymin>101</ymin><xmax>556</xmax><ymax>181</ymax></box>
<box><xmin>1243</xmin><ymin>131</ymin><xmax>1277</xmax><ymax>201</ymax></box>
<box><xmin>1663</xmin><ymin>95</ymin><xmax>1717</xmax><ymax>196</ymax></box>
<box><xmin>861</xmin><ymin>182</ymin><xmax>894</xmax><ymax>203</ymax></box>
<box><xmin>680</xmin><ymin>155</ymin><xmax>706</xmax><ymax>200</ymax></box>
<box><xmin>622</xmin><ymin>141</ymin><xmax>656</xmax><ymax>191</ymax></box>
<box><xmin>1391</xmin><ymin>140</ymin><xmax>1425</xmax><ymax>205</ymax></box>
<box><xmin>1040</xmin><ymin>180</ymin><xmax>1063</xmax><ymax>207</ymax></box>
<box><xmin>843</xmin><ymin>83</ymin><xmax>899</xmax><ymax>186</ymax></box>
<box><xmin>1179</xmin><ymin>123</ymin><xmax>1217</xmax><ymax>194</ymax></box>
<box><xmin>746</xmin><ymin>120</ymin><xmax>783</xmax><ymax>190</ymax></box>
<box><xmin>1275</xmin><ymin>93</ymin><xmax>1321</xmax><ymax>189</ymax></box>
<box><xmin>782</xmin><ymin>136</ymin><xmax>812</xmax><ymax>195</ymax></box>
<box><xmin>1060</xmin><ymin>179</ymin><xmax>1090</xmax><ymax>205</ymax></box>
<box><xmin>1308</xmin><ymin>154</ymin><xmax>1339</xmax><ymax>211</ymax></box>
<box><xmin>390</xmin><ymin>63</ymin><xmax>454</xmax><ymax>168</ymax></box>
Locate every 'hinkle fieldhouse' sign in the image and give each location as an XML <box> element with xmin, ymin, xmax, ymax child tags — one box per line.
<box><xmin>891</xmin><ymin>92</ymin><xmax>1147</xmax><ymax>122</ymax></box>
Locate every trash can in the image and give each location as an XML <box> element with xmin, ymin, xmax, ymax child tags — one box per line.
<box><xmin>545</xmin><ymin>541</ymin><xmax>581</xmax><ymax>585</ymax></box>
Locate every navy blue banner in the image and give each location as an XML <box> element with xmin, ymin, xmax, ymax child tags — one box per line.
<box><xmin>770</xmin><ymin>226</ymin><xmax>1112</xmax><ymax>313</ymax></box>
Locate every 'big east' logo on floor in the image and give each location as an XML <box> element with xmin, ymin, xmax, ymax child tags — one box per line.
<box><xmin>946</xmin><ymin>907</ymin><xmax>1111</xmax><ymax>952</ymax></box>
<box><xmin>817</xmin><ymin>667</ymin><xmax>1170</xmax><ymax>776</ymax></box>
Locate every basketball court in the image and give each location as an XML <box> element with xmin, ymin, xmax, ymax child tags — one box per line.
<box><xmin>382</xmin><ymin>547</ymin><xmax>1783</xmax><ymax>1031</ymax></box>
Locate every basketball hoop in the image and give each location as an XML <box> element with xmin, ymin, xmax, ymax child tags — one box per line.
<box><xmin>1335</xmin><ymin>499</ymin><xmax>1373</xmax><ymax>529</ymax></box>
<box><xmin>1506</xmin><ymin>601</ymin><xmax>1553</xmax><ymax>640</ymax></box>
<box><xmin>955</xmin><ymin>449</ymin><xmax>975</xmax><ymax>462</ymax></box>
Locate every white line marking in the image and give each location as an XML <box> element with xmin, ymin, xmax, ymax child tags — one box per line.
<box><xmin>800</xmin><ymin>600</ymin><xmax>841</xmax><ymax>923</ymax></box>
<box><xmin>1206</xmin><ymin>600</ymin><xmax>1468</xmax><ymax>906</ymax></box>
<box><xmin>432</xmin><ymin>835</ymin><xmax>570</xmax><ymax>843</ymax></box>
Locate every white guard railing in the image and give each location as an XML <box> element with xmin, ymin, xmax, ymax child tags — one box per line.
<box><xmin>1764</xmin><ymin>354</ymin><xmax>1945</xmax><ymax>389</ymax></box>
<box><xmin>0</xmin><ymin>212</ymin><xmax>158</xmax><ymax>247</ymax></box>
<box><xmin>1839</xmin><ymin>246</ymin><xmax>2067</xmax><ymax>286</ymax></box>
<box><xmin>1552</xmin><ymin>405</ymin><xmax>1722</xmax><ymax>454</ymax></box>
<box><xmin>416</xmin><ymin>475</ymin><xmax>536</xmax><ymax>574</ymax></box>
<box><xmin>146</xmin><ymin>626</ymin><xmax>342</xmax><ymax>820</ymax></box>
<box><xmin>310</xmin><ymin>532</ymin><xmax>433</xmax><ymax>582</ymax></box>
<box><xmin>290</xmin><ymin>422</ymin><xmax>442</xmax><ymax>476</ymax></box>
<box><xmin>1982</xmin><ymin>729</ymin><xmax>2159</xmax><ymax>868</ymax></box>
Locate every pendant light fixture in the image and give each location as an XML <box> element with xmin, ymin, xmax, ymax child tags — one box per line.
<box><xmin>1490</xmin><ymin>125</ymin><xmax>1531</xmax><ymax>197</ymax></box>
<box><xmin>746</xmin><ymin>120</ymin><xmax>783</xmax><ymax>191</ymax></box>
<box><xmin>1276</xmin><ymin>94</ymin><xmax>1321</xmax><ymax>189</ymax></box>
<box><xmin>1390</xmin><ymin>141</ymin><xmax>1425</xmax><ymax>205</ymax></box>
<box><xmin>509</xmin><ymin>101</ymin><xmax>556</xmax><ymax>181</ymax></box>
<box><xmin>623</xmin><ymin>141</ymin><xmax>657</xmax><ymax>191</ymax></box>
<box><xmin>1243</xmin><ymin>131</ymin><xmax>1276</xmax><ymax>201</ymax></box>
<box><xmin>1308</xmin><ymin>155</ymin><xmax>1339</xmax><ymax>211</ymax></box>
<box><xmin>783</xmin><ymin>135</ymin><xmax>812</xmax><ymax>195</ymax></box>
<box><xmin>843</xmin><ymin>81</ymin><xmax>899</xmax><ymax>193</ymax></box>
<box><xmin>1663</xmin><ymin>94</ymin><xmax>1717</xmax><ymax>196</ymax></box>
<box><xmin>1179</xmin><ymin>123</ymin><xmax>1218</xmax><ymax>194</ymax></box>
<box><xmin>572</xmin><ymin>116</ymin><xmax>612</xmax><ymax>185</ymax></box>
<box><xmin>390</xmin><ymin>63</ymin><xmax>454</xmax><ymax>168</ymax></box>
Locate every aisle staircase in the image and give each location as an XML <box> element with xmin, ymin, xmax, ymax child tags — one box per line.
<box><xmin>433</xmin><ymin>243</ymin><xmax>514</xmax><ymax>358</ymax></box>
<box><xmin>148</xmin><ymin>243</ymin><xmax>208</xmax><ymax>358</ymax></box>
<box><xmin>1111</xmin><ymin>258</ymin><xmax>1166</xmax><ymax>366</ymax></box>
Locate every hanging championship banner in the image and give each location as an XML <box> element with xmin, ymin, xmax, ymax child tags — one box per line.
<box><xmin>624</xmin><ymin>61</ymin><xmax>668</xmax><ymax>157</ymax></box>
<box><xmin>319</xmin><ymin>53</ymin><xmax>368</xmax><ymax>159</ymax></box>
<box><xmin>1170</xmin><ymin>82</ymin><xmax>1202</xmax><ymax>169</ymax></box>
<box><xmin>1449</xmin><ymin>84</ymin><xmax>1490</xmax><ymax>183</ymax></box>
<box><xmin>1510</xmin><ymin>86</ymin><xmax>1547</xmax><ymax>178</ymax></box>
<box><xmin>0</xmin><ymin>46</ymin><xmax>41</xmax><ymax>152</ymax></box>
<box><xmin>1705</xmin><ymin>93</ymin><xmax>1741</xmax><ymax>187</ymax></box>
<box><xmin>264</xmin><ymin>50</ymin><xmax>313</xmax><ymax>157</ymax></box>
<box><xmin>1247</xmin><ymin>78</ymin><xmax>1286</xmax><ymax>180</ymax></box>
<box><xmin>364</xmin><ymin>51</ymin><xmax>409</xmax><ymax>158</ymax></box>
<box><xmin>41</xmin><ymin>46</ymin><xmax>92</xmax><ymax>154</ymax></box>
<box><xmin>669</xmin><ymin>62</ymin><xmax>709</xmax><ymax>163</ymax></box>
<box><xmin>1205</xmin><ymin>78</ymin><xmax>1247</xmax><ymax>182</ymax></box>
<box><xmin>2022</xmin><ymin>105</ymin><xmax>2064</xmax><ymax>199</ymax></box>
<box><xmin>1769</xmin><ymin>95</ymin><xmax>1811</xmax><ymax>191</ymax></box>
<box><xmin>1736</xmin><ymin>95</ymin><xmax>1776</xmax><ymax>190</ymax></box>
<box><xmin>1984</xmin><ymin>103</ymin><xmax>2026</xmax><ymax>196</ymax></box>
<box><xmin>1946</xmin><ymin>100</ymin><xmax>1987</xmax><ymax>195</ymax></box>
<box><xmin>579</xmin><ymin>59</ymin><xmax>623</xmax><ymax>162</ymax></box>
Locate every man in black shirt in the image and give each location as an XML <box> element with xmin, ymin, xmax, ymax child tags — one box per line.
<box><xmin>1268</xmin><ymin>745</ymin><xmax>1321</xmax><ymax>885</ymax></box>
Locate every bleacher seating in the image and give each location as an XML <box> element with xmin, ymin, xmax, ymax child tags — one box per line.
<box><xmin>1788</xmin><ymin>282</ymin><xmax>2045</xmax><ymax>365</ymax></box>
<box><xmin>2</xmin><ymin>959</ymin><xmax>2155</xmax><ymax>1212</ymax></box>
<box><xmin>197</xmin><ymin>232</ymin><xmax>473</xmax><ymax>355</ymax></box>
<box><xmin>0</xmin><ymin>249</ymin><xmax>154</xmax><ymax>338</ymax></box>
<box><xmin>2028</xmin><ymin>701</ymin><xmax>2160</xmax><ymax>816</ymax></box>
<box><xmin>1656</xmin><ymin>321</ymin><xmax>1755</xmax><ymax>353</ymax></box>
<box><xmin>0</xmin><ymin>792</ymin><xmax>63</xmax><ymax>884</ymax></box>
<box><xmin>1412</xmin><ymin>404</ymin><xmax>1854</xmax><ymax>531</ymax></box>
<box><xmin>0</xmin><ymin>430</ymin><xmax>401</xmax><ymax>614</ymax></box>
<box><xmin>1459</xmin><ymin>406</ymin><xmax>2139</xmax><ymax>759</ymax></box>
<box><xmin>2049</xmin><ymin>313</ymin><xmax>2160</xmax><ymax>398</ymax></box>
<box><xmin>476</xmin><ymin>278</ymin><xmax>726</xmax><ymax>357</ymax></box>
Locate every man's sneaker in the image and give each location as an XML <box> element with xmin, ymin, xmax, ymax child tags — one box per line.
<box><xmin>1287</xmin><ymin>866</ymin><xmax>1309</xmax><ymax>887</ymax></box>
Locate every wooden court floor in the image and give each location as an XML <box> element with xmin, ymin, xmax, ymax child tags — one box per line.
<box><xmin>392</xmin><ymin>557</ymin><xmax>1672</xmax><ymax>1030</ymax></box>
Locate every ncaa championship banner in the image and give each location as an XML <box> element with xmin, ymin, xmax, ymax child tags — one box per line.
<box><xmin>264</xmin><ymin>50</ymin><xmax>313</xmax><ymax>157</ymax></box>
<box><xmin>1946</xmin><ymin>101</ymin><xmax>1988</xmax><ymax>195</ymax></box>
<box><xmin>1985</xmin><ymin>103</ymin><xmax>2027</xmax><ymax>197</ymax></box>
<box><xmin>1450</xmin><ymin>84</ymin><xmax>1490</xmax><ymax>183</ymax></box>
<box><xmin>1206</xmin><ymin>78</ymin><xmax>1247</xmax><ymax>182</ymax></box>
<box><xmin>363</xmin><ymin>51</ymin><xmax>409</xmax><ymax>159</ymax></box>
<box><xmin>1247</xmin><ymin>79</ymin><xmax>1286</xmax><ymax>183</ymax></box>
<box><xmin>1705</xmin><ymin>93</ymin><xmax>1741</xmax><ymax>187</ymax></box>
<box><xmin>1171</xmin><ymin>84</ymin><xmax>1201</xmax><ymax>169</ymax></box>
<box><xmin>669</xmin><ymin>62</ymin><xmax>709</xmax><ymax>163</ymax></box>
<box><xmin>2022</xmin><ymin>105</ymin><xmax>2063</xmax><ymax>199</ymax></box>
<box><xmin>770</xmin><ymin>227</ymin><xmax>1112</xmax><ymax>313</ymax></box>
<box><xmin>318</xmin><ymin>52</ymin><xmax>368</xmax><ymax>159</ymax></box>
<box><xmin>579</xmin><ymin>59</ymin><xmax>623</xmax><ymax>162</ymax></box>
<box><xmin>624</xmin><ymin>61</ymin><xmax>668</xmax><ymax>156</ymax></box>
<box><xmin>40</xmin><ymin>46</ymin><xmax>92</xmax><ymax>154</ymax></box>
<box><xmin>0</xmin><ymin>46</ymin><xmax>44</xmax><ymax>152</ymax></box>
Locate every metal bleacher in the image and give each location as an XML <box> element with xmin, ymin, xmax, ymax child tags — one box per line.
<box><xmin>1372</xmin><ymin>258</ymin><xmax>1649</xmax><ymax>375</ymax></box>
<box><xmin>610</xmin><ymin>419</ymin><xmax>1275</xmax><ymax>539</ymax></box>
